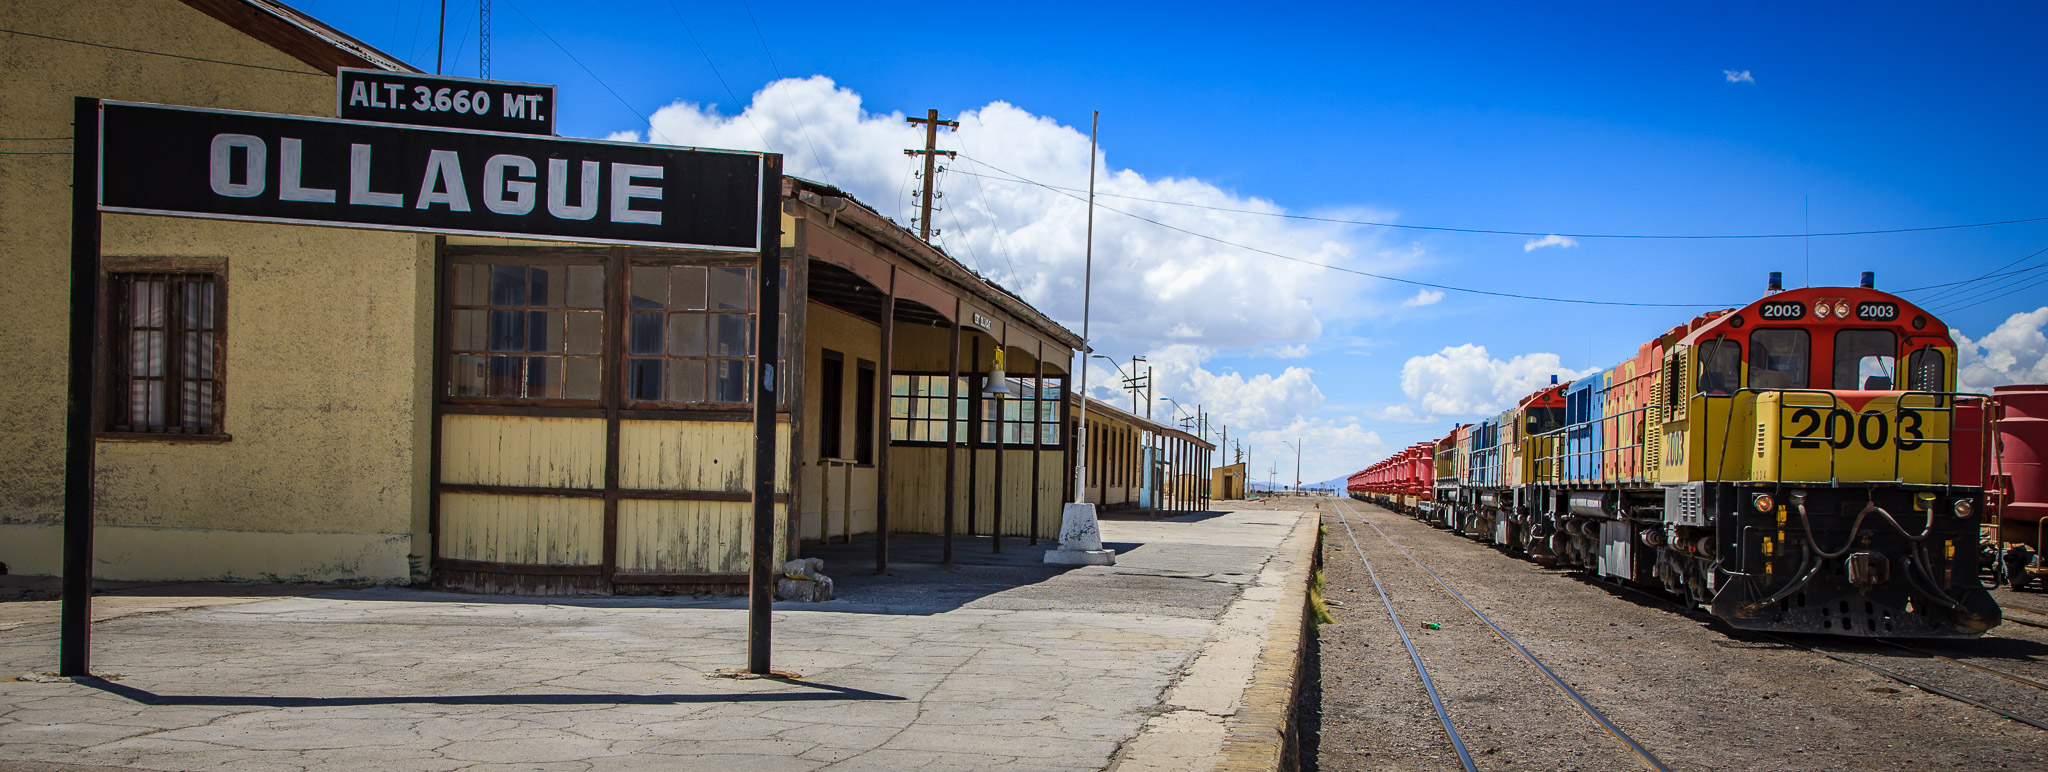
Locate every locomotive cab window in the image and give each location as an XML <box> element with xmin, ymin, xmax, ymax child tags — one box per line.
<box><xmin>1833</xmin><ymin>329</ymin><xmax>1897</xmax><ymax>390</ymax></box>
<box><xmin>1696</xmin><ymin>339</ymin><xmax>1741</xmax><ymax>396</ymax></box>
<box><xmin>1906</xmin><ymin>348</ymin><xmax>1945</xmax><ymax>392</ymax></box>
<box><xmin>1747</xmin><ymin>329</ymin><xmax>1809</xmax><ymax>390</ymax></box>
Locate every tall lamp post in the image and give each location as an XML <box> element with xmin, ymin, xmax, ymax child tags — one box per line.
<box><xmin>1047</xmin><ymin>112</ymin><xmax>1114</xmax><ymax>567</ymax></box>
<box><xmin>1283</xmin><ymin>438</ymin><xmax>1302</xmax><ymax>496</ymax></box>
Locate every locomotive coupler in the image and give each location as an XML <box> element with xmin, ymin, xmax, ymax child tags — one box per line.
<box><xmin>1846</xmin><ymin>551</ymin><xmax>1890</xmax><ymax>592</ymax></box>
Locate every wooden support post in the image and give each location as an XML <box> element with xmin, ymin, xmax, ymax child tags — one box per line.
<box><xmin>818</xmin><ymin>460</ymin><xmax>831</xmax><ymax>543</ymax></box>
<box><xmin>60</xmin><ymin>97</ymin><xmax>101</xmax><ymax>677</ymax></box>
<box><xmin>968</xmin><ymin>337</ymin><xmax>981</xmax><ymax>538</ymax></box>
<box><xmin>942</xmin><ymin>313</ymin><xmax>960</xmax><ymax>565</ymax></box>
<box><xmin>875</xmin><ymin>268</ymin><xmax>894</xmax><ymax>573</ymax></box>
<box><xmin>1029</xmin><ymin>341</ymin><xmax>1044</xmax><ymax>545</ymax></box>
<box><xmin>746</xmin><ymin>154</ymin><xmax>784</xmax><ymax>676</ymax></box>
<box><xmin>841</xmin><ymin>460</ymin><xmax>853</xmax><ymax>545</ymax></box>
<box><xmin>993</xmin><ymin>328</ymin><xmax>1006</xmax><ymax>553</ymax></box>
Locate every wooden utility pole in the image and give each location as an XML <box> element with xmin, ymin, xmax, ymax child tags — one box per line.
<box><xmin>904</xmin><ymin>109</ymin><xmax>958</xmax><ymax>242</ymax></box>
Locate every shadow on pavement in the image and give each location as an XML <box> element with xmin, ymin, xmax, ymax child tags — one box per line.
<box><xmin>77</xmin><ymin>676</ymin><xmax>904</xmax><ymax>707</ymax></box>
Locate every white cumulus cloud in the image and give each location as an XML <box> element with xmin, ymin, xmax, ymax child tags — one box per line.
<box><xmin>623</xmin><ymin>76</ymin><xmax>1416</xmax><ymax>357</ymax></box>
<box><xmin>1523</xmin><ymin>234</ymin><xmax>1579</xmax><ymax>252</ymax></box>
<box><xmin>616</xmin><ymin>76</ymin><xmax>1419</xmax><ymax>450</ymax></box>
<box><xmin>1403</xmin><ymin>288</ymin><xmax>1445</xmax><ymax>307</ymax></box>
<box><xmin>1398</xmin><ymin>344</ymin><xmax>1593</xmax><ymax>417</ymax></box>
<box><xmin>1954</xmin><ymin>306</ymin><xmax>2048</xmax><ymax>394</ymax></box>
<box><xmin>1725</xmin><ymin>69</ymin><xmax>1755</xmax><ymax>83</ymax></box>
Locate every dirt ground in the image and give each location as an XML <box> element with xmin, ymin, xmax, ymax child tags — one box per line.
<box><xmin>1255</xmin><ymin>497</ymin><xmax>2047</xmax><ymax>772</ymax></box>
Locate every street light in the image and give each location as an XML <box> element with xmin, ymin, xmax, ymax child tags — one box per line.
<box><xmin>1282</xmin><ymin>438</ymin><xmax>1302</xmax><ymax>496</ymax></box>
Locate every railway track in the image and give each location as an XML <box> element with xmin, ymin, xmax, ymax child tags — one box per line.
<box><xmin>1389</xmin><ymin>502</ymin><xmax>2048</xmax><ymax>733</ymax></box>
<box><xmin>2000</xmin><ymin>602</ymin><xmax>2048</xmax><ymax>630</ymax></box>
<box><xmin>1327</xmin><ymin>498</ymin><xmax>1670</xmax><ymax>772</ymax></box>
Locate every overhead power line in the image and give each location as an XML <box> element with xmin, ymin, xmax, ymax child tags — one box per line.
<box><xmin>663</xmin><ymin>1</ymin><xmax>774</xmax><ymax>157</ymax></box>
<box><xmin>739</xmin><ymin>0</ymin><xmax>831</xmax><ymax>187</ymax></box>
<box><xmin>955</xmin><ymin>154</ymin><xmax>1733</xmax><ymax>308</ymax></box>
<box><xmin>944</xmin><ymin>167</ymin><xmax>2048</xmax><ymax>241</ymax></box>
<box><xmin>1902</xmin><ymin>245</ymin><xmax>2048</xmax><ymax>302</ymax></box>
<box><xmin>500</xmin><ymin>0</ymin><xmax>674</xmax><ymax>144</ymax></box>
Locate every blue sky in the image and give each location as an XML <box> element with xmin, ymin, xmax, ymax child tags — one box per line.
<box><xmin>301</xmin><ymin>0</ymin><xmax>2048</xmax><ymax>482</ymax></box>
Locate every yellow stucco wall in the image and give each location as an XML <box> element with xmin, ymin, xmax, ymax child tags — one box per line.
<box><xmin>0</xmin><ymin>0</ymin><xmax>432</xmax><ymax>582</ymax></box>
<box><xmin>800</xmin><ymin>302</ymin><xmax>882</xmax><ymax>541</ymax></box>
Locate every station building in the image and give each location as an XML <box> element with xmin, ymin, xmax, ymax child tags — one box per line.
<box><xmin>0</xmin><ymin>0</ymin><xmax>1172</xmax><ymax>593</ymax></box>
<box><xmin>1071</xmin><ymin>394</ymin><xmax>1214</xmax><ymax>514</ymax></box>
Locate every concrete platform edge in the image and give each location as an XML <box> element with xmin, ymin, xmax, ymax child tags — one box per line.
<box><xmin>1215</xmin><ymin>510</ymin><xmax>1319</xmax><ymax>771</ymax></box>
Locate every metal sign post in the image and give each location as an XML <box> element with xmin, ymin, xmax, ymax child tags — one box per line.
<box><xmin>60</xmin><ymin>98</ymin><xmax>781</xmax><ymax>676</ymax></box>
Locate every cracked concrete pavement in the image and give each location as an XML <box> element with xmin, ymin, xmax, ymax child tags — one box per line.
<box><xmin>0</xmin><ymin>507</ymin><xmax>1315</xmax><ymax>772</ymax></box>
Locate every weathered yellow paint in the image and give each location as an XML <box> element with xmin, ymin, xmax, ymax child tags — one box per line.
<box><xmin>885</xmin><ymin>446</ymin><xmax>1061</xmax><ymax>540</ymax></box>
<box><xmin>615</xmin><ymin>499</ymin><xmax>790</xmax><ymax>574</ymax></box>
<box><xmin>616</xmin><ymin>420</ymin><xmax>791</xmax><ymax>493</ymax></box>
<box><xmin>437</xmin><ymin>493</ymin><xmax>603</xmax><ymax>565</ymax></box>
<box><xmin>441</xmin><ymin>415</ymin><xmax>606</xmax><ymax>489</ymax></box>
<box><xmin>0</xmin><ymin>0</ymin><xmax>432</xmax><ymax>582</ymax></box>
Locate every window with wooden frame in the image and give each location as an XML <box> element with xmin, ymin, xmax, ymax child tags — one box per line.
<box><xmin>889</xmin><ymin>373</ymin><xmax>967</xmax><ymax>443</ymax></box>
<box><xmin>622</xmin><ymin>263</ymin><xmax>787</xmax><ymax>407</ymax></box>
<box><xmin>105</xmin><ymin>261</ymin><xmax>226</xmax><ymax>437</ymax></box>
<box><xmin>447</xmin><ymin>262</ymin><xmax>606</xmax><ymax>401</ymax></box>
<box><xmin>975</xmin><ymin>374</ymin><xmax>1065</xmax><ymax>447</ymax></box>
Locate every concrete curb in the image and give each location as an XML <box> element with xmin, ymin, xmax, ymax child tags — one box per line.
<box><xmin>1215</xmin><ymin>510</ymin><xmax>1320</xmax><ymax>771</ymax></box>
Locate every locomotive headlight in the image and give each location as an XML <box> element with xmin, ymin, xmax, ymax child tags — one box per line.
<box><xmin>1753</xmin><ymin>493</ymin><xmax>1775</xmax><ymax>512</ymax></box>
<box><xmin>1835</xmin><ymin>301</ymin><xmax>1851</xmax><ymax>318</ymax></box>
<box><xmin>1816</xmin><ymin>303</ymin><xmax>1832</xmax><ymax>318</ymax></box>
<box><xmin>1953</xmin><ymin>499</ymin><xmax>1973</xmax><ymax>518</ymax></box>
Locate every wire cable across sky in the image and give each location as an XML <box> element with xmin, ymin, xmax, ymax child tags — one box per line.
<box><xmin>944</xmin><ymin>167</ymin><xmax>2048</xmax><ymax>241</ymax></box>
<box><xmin>955</xmin><ymin>154</ymin><xmax>1737</xmax><ymax>308</ymax></box>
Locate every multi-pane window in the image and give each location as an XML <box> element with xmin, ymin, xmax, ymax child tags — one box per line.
<box><xmin>890</xmin><ymin>374</ymin><xmax>967</xmax><ymax>442</ymax></box>
<box><xmin>625</xmin><ymin>265</ymin><xmax>756</xmax><ymax>405</ymax></box>
<box><xmin>975</xmin><ymin>375</ymin><xmax>1065</xmax><ymax>446</ymax></box>
<box><xmin>448</xmin><ymin>263</ymin><xmax>605</xmax><ymax>400</ymax></box>
<box><xmin>108</xmin><ymin>272</ymin><xmax>224</xmax><ymax>435</ymax></box>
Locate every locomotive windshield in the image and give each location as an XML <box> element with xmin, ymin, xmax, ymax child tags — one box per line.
<box><xmin>1696</xmin><ymin>339</ymin><xmax>1741</xmax><ymax>396</ymax></box>
<box><xmin>1748</xmin><ymin>329</ymin><xmax>1809</xmax><ymax>389</ymax></box>
<box><xmin>1834</xmin><ymin>329</ymin><xmax>1898</xmax><ymax>390</ymax></box>
<box><xmin>1525</xmin><ymin>407</ymin><xmax>1565</xmax><ymax>435</ymax></box>
<box><xmin>1906</xmin><ymin>347</ymin><xmax>1945</xmax><ymax>391</ymax></box>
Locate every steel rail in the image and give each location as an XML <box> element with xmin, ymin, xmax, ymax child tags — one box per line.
<box><xmin>1587</xmin><ymin>565</ymin><xmax>2048</xmax><ymax>732</ymax></box>
<box><xmin>1872</xmin><ymin>640</ymin><xmax>2048</xmax><ymax>692</ymax></box>
<box><xmin>1329</xmin><ymin>506</ymin><xmax>1477</xmax><ymax>772</ymax></box>
<box><xmin>1769</xmin><ymin>635</ymin><xmax>2048</xmax><ymax>731</ymax></box>
<box><xmin>1337</xmin><ymin>499</ymin><xmax>1673</xmax><ymax>772</ymax></box>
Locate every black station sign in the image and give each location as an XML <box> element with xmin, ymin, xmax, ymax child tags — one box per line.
<box><xmin>337</xmin><ymin>69</ymin><xmax>556</xmax><ymax>135</ymax></box>
<box><xmin>98</xmin><ymin>101</ymin><xmax>765</xmax><ymax>251</ymax></box>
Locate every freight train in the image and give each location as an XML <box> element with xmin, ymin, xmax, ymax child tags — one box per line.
<box><xmin>1351</xmin><ymin>272</ymin><xmax>2014</xmax><ymax>638</ymax></box>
